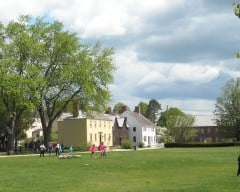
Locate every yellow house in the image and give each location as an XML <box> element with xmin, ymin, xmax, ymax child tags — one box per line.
<box><xmin>58</xmin><ymin>113</ymin><xmax>113</xmax><ymax>147</ymax></box>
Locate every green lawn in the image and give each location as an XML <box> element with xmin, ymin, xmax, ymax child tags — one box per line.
<box><xmin>0</xmin><ymin>147</ymin><xmax>240</xmax><ymax>192</ymax></box>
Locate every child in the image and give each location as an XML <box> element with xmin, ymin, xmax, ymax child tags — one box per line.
<box><xmin>98</xmin><ymin>142</ymin><xmax>106</xmax><ymax>157</ymax></box>
<box><xmin>90</xmin><ymin>144</ymin><xmax>96</xmax><ymax>158</ymax></box>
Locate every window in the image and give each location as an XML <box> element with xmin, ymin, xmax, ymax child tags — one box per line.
<box><xmin>208</xmin><ymin>128</ymin><xmax>211</xmax><ymax>133</ymax></box>
<box><xmin>104</xmin><ymin>134</ymin><xmax>106</xmax><ymax>141</ymax></box>
<box><xmin>133</xmin><ymin>136</ymin><xmax>136</xmax><ymax>142</ymax></box>
<box><xmin>94</xmin><ymin>121</ymin><xmax>97</xmax><ymax>128</ymax></box>
<box><xmin>95</xmin><ymin>134</ymin><xmax>97</xmax><ymax>141</ymax></box>
<box><xmin>201</xmin><ymin>128</ymin><xmax>204</xmax><ymax>134</ymax></box>
<box><xmin>144</xmin><ymin>136</ymin><xmax>147</xmax><ymax>142</ymax></box>
<box><xmin>90</xmin><ymin>134</ymin><xmax>92</xmax><ymax>141</ymax></box>
<box><xmin>90</xmin><ymin>120</ymin><xmax>92</xmax><ymax>127</ymax></box>
<box><xmin>133</xmin><ymin>127</ymin><xmax>136</xmax><ymax>132</ymax></box>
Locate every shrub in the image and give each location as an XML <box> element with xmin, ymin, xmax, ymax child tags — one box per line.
<box><xmin>138</xmin><ymin>141</ymin><xmax>144</xmax><ymax>148</ymax></box>
<box><xmin>164</xmin><ymin>142</ymin><xmax>235</xmax><ymax>148</ymax></box>
<box><xmin>78</xmin><ymin>142</ymin><xmax>92</xmax><ymax>152</ymax></box>
<box><xmin>121</xmin><ymin>140</ymin><xmax>133</xmax><ymax>149</ymax></box>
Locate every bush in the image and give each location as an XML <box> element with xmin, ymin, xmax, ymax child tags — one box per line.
<box><xmin>164</xmin><ymin>142</ymin><xmax>235</xmax><ymax>148</ymax></box>
<box><xmin>121</xmin><ymin>140</ymin><xmax>133</xmax><ymax>149</ymax></box>
<box><xmin>78</xmin><ymin>142</ymin><xmax>92</xmax><ymax>152</ymax></box>
<box><xmin>138</xmin><ymin>141</ymin><xmax>144</xmax><ymax>148</ymax></box>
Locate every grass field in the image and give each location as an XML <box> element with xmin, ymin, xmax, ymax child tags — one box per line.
<box><xmin>1</xmin><ymin>147</ymin><xmax>240</xmax><ymax>192</ymax></box>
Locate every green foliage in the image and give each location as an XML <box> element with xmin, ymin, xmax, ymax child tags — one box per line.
<box><xmin>234</xmin><ymin>3</ymin><xmax>240</xmax><ymax>18</ymax></box>
<box><xmin>164</xmin><ymin>142</ymin><xmax>235</xmax><ymax>148</ymax></box>
<box><xmin>50</xmin><ymin>132</ymin><xmax>58</xmax><ymax>142</ymax></box>
<box><xmin>113</xmin><ymin>102</ymin><xmax>128</xmax><ymax>113</ymax></box>
<box><xmin>159</xmin><ymin>107</ymin><xmax>196</xmax><ymax>143</ymax></box>
<box><xmin>158</xmin><ymin>107</ymin><xmax>184</xmax><ymax>127</ymax></box>
<box><xmin>214</xmin><ymin>78</ymin><xmax>240</xmax><ymax>140</ymax></box>
<box><xmin>138</xmin><ymin>101</ymin><xmax>148</xmax><ymax>117</ymax></box>
<box><xmin>0</xmin><ymin>15</ymin><xmax>116</xmax><ymax>148</ymax></box>
<box><xmin>78</xmin><ymin>142</ymin><xmax>92</xmax><ymax>152</ymax></box>
<box><xmin>121</xmin><ymin>140</ymin><xmax>133</xmax><ymax>149</ymax></box>
<box><xmin>145</xmin><ymin>99</ymin><xmax>161</xmax><ymax>123</ymax></box>
<box><xmin>138</xmin><ymin>141</ymin><xmax>144</xmax><ymax>148</ymax></box>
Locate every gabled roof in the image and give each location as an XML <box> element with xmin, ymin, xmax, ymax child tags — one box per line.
<box><xmin>120</xmin><ymin>111</ymin><xmax>156</xmax><ymax>127</ymax></box>
<box><xmin>193</xmin><ymin>115</ymin><xmax>217</xmax><ymax>127</ymax></box>
<box><xmin>104</xmin><ymin>114</ymin><xmax>130</xmax><ymax>127</ymax></box>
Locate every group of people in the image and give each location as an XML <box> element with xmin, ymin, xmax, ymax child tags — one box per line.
<box><xmin>39</xmin><ymin>142</ymin><xmax>65</xmax><ymax>157</ymax></box>
<box><xmin>39</xmin><ymin>141</ymin><xmax>107</xmax><ymax>158</ymax></box>
<box><xmin>90</xmin><ymin>142</ymin><xmax>107</xmax><ymax>158</ymax></box>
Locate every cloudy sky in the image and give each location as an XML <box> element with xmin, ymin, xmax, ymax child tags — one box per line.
<box><xmin>1</xmin><ymin>0</ymin><xmax>240</xmax><ymax>114</ymax></box>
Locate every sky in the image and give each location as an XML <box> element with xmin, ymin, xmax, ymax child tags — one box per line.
<box><xmin>0</xmin><ymin>0</ymin><xmax>240</xmax><ymax>115</ymax></box>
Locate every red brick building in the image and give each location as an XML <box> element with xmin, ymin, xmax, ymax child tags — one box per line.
<box><xmin>191</xmin><ymin>115</ymin><xmax>223</xmax><ymax>143</ymax></box>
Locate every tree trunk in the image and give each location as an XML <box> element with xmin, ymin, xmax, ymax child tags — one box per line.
<box><xmin>43</xmin><ymin>126</ymin><xmax>51</xmax><ymax>147</ymax></box>
<box><xmin>6</xmin><ymin>123</ymin><xmax>15</xmax><ymax>155</ymax></box>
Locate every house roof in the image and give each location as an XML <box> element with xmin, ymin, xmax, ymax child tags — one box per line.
<box><xmin>59</xmin><ymin>111</ymin><xmax>111</xmax><ymax>121</ymax></box>
<box><xmin>120</xmin><ymin>111</ymin><xmax>156</xmax><ymax>127</ymax></box>
<box><xmin>104</xmin><ymin>114</ymin><xmax>130</xmax><ymax>127</ymax></box>
<box><xmin>193</xmin><ymin>115</ymin><xmax>217</xmax><ymax>127</ymax></box>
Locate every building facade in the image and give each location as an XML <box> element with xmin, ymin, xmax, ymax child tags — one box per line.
<box><xmin>191</xmin><ymin>115</ymin><xmax>223</xmax><ymax>142</ymax></box>
<box><xmin>120</xmin><ymin>106</ymin><xmax>157</xmax><ymax>147</ymax></box>
<box><xmin>58</xmin><ymin>113</ymin><xmax>113</xmax><ymax>147</ymax></box>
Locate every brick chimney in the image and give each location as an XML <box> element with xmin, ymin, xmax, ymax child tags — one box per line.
<box><xmin>134</xmin><ymin>105</ymin><xmax>140</xmax><ymax>114</ymax></box>
<box><xmin>105</xmin><ymin>107</ymin><xmax>112</xmax><ymax>114</ymax></box>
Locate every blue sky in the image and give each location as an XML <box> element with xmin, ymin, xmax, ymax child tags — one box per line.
<box><xmin>1</xmin><ymin>0</ymin><xmax>240</xmax><ymax>114</ymax></box>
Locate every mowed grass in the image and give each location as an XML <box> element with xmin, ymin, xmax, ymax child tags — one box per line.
<box><xmin>1</xmin><ymin>147</ymin><xmax>240</xmax><ymax>192</ymax></box>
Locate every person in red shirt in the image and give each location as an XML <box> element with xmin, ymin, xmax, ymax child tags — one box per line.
<box><xmin>90</xmin><ymin>144</ymin><xmax>96</xmax><ymax>158</ymax></box>
<box><xmin>98</xmin><ymin>142</ymin><xmax>106</xmax><ymax>157</ymax></box>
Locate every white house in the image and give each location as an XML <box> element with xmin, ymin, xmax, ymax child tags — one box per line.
<box><xmin>25</xmin><ymin>118</ymin><xmax>43</xmax><ymax>140</ymax></box>
<box><xmin>119</xmin><ymin>106</ymin><xmax>157</xmax><ymax>147</ymax></box>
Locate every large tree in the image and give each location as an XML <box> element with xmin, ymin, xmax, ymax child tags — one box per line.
<box><xmin>145</xmin><ymin>99</ymin><xmax>161</xmax><ymax>124</ymax></box>
<box><xmin>214</xmin><ymin>78</ymin><xmax>240</xmax><ymax>141</ymax></box>
<box><xmin>113</xmin><ymin>102</ymin><xmax>129</xmax><ymax>114</ymax></box>
<box><xmin>0</xmin><ymin>15</ymin><xmax>116</xmax><ymax>148</ymax></box>
<box><xmin>138</xmin><ymin>101</ymin><xmax>148</xmax><ymax>117</ymax></box>
<box><xmin>158</xmin><ymin>107</ymin><xmax>196</xmax><ymax>143</ymax></box>
<box><xmin>0</xmin><ymin>18</ymin><xmax>35</xmax><ymax>153</ymax></box>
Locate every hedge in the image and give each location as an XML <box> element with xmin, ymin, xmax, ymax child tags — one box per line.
<box><xmin>164</xmin><ymin>142</ymin><xmax>236</xmax><ymax>148</ymax></box>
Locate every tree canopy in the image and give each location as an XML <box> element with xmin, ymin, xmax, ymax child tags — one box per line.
<box><xmin>145</xmin><ymin>99</ymin><xmax>161</xmax><ymax>124</ymax></box>
<box><xmin>0</xmin><ymin>15</ymin><xmax>116</xmax><ymax>150</ymax></box>
<box><xmin>138</xmin><ymin>101</ymin><xmax>148</xmax><ymax>117</ymax></box>
<box><xmin>158</xmin><ymin>107</ymin><xmax>196</xmax><ymax>143</ymax></box>
<box><xmin>214</xmin><ymin>78</ymin><xmax>240</xmax><ymax>140</ymax></box>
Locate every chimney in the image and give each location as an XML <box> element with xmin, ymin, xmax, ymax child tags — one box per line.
<box><xmin>118</xmin><ymin>105</ymin><xmax>127</xmax><ymax>114</ymax></box>
<box><xmin>105</xmin><ymin>107</ymin><xmax>112</xmax><ymax>114</ymax></box>
<box><xmin>134</xmin><ymin>105</ymin><xmax>140</xmax><ymax>114</ymax></box>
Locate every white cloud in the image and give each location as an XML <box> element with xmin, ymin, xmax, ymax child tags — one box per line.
<box><xmin>160</xmin><ymin>98</ymin><xmax>215</xmax><ymax>115</ymax></box>
<box><xmin>169</xmin><ymin>64</ymin><xmax>220</xmax><ymax>83</ymax></box>
<box><xmin>0</xmin><ymin>0</ymin><xmax>238</xmax><ymax>115</ymax></box>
